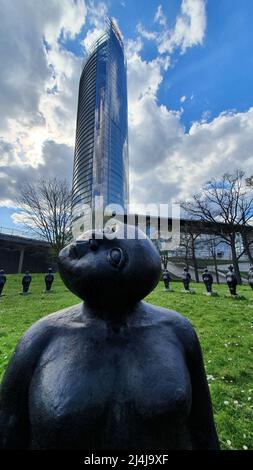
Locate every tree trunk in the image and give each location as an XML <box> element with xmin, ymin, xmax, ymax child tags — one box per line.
<box><xmin>184</xmin><ymin>243</ymin><xmax>189</xmax><ymax>269</ymax></box>
<box><xmin>212</xmin><ymin>251</ymin><xmax>220</xmax><ymax>284</ymax></box>
<box><xmin>191</xmin><ymin>241</ymin><xmax>199</xmax><ymax>283</ymax></box>
<box><xmin>230</xmin><ymin>239</ymin><xmax>242</xmax><ymax>284</ymax></box>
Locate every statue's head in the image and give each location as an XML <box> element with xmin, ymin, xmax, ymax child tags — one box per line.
<box><xmin>58</xmin><ymin>222</ymin><xmax>161</xmax><ymax>309</ymax></box>
<box><xmin>184</xmin><ymin>267</ymin><xmax>188</xmax><ymax>272</ymax></box>
<box><xmin>0</xmin><ymin>269</ymin><xmax>4</xmax><ymax>274</ymax></box>
<box><xmin>228</xmin><ymin>265</ymin><xmax>234</xmax><ymax>272</ymax></box>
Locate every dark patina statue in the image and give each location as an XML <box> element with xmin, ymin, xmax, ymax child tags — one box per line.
<box><xmin>202</xmin><ymin>268</ymin><xmax>213</xmax><ymax>294</ymax></box>
<box><xmin>182</xmin><ymin>266</ymin><xmax>191</xmax><ymax>291</ymax></box>
<box><xmin>248</xmin><ymin>266</ymin><xmax>253</xmax><ymax>290</ymax></box>
<box><xmin>21</xmin><ymin>271</ymin><xmax>32</xmax><ymax>295</ymax></box>
<box><xmin>0</xmin><ymin>269</ymin><xmax>6</xmax><ymax>296</ymax></box>
<box><xmin>226</xmin><ymin>265</ymin><xmax>237</xmax><ymax>296</ymax></box>
<box><xmin>44</xmin><ymin>268</ymin><xmax>54</xmax><ymax>293</ymax></box>
<box><xmin>0</xmin><ymin>223</ymin><xmax>219</xmax><ymax>450</ymax></box>
<box><xmin>162</xmin><ymin>269</ymin><xmax>171</xmax><ymax>290</ymax></box>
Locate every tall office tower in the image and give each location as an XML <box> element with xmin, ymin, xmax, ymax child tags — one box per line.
<box><xmin>72</xmin><ymin>18</ymin><xmax>129</xmax><ymax>228</ymax></box>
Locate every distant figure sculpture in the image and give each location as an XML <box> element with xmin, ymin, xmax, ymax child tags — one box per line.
<box><xmin>202</xmin><ymin>268</ymin><xmax>213</xmax><ymax>294</ymax></box>
<box><xmin>226</xmin><ymin>265</ymin><xmax>237</xmax><ymax>296</ymax></box>
<box><xmin>248</xmin><ymin>266</ymin><xmax>253</xmax><ymax>290</ymax></box>
<box><xmin>0</xmin><ymin>269</ymin><xmax>6</xmax><ymax>296</ymax></box>
<box><xmin>182</xmin><ymin>266</ymin><xmax>191</xmax><ymax>291</ymax></box>
<box><xmin>0</xmin><ymin>222</ymin><xmax>219</xmax><ymax>450</ymax></box>
<box><xmin>22</xmin><ymin>271</ymin><xmax>32</xmax><ymax>295</ymax></box>
<box><xmin>162</xmin><ymin>269</ymin><xmax>171</xmax><ymax>290</ymax></box>
<box><xmin>45</xmin><ymin>268</ymin><xmax>54</xmax><ymax>293</ymax></box>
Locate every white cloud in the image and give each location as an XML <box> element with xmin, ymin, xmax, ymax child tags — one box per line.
<box><xmin>154</xmin><ymin>5</ymin><xmax>167</xmax><ymax>27</ymax></box>
<box><xmin>127</xmin><ymin>54</ymin><xmax>163</xmax><ymax>107</ymax></box>
<box><xmin>11</xmin><ymin>211</ymin><xmax>39</xmax><ymax>228</ymax></box>
<box><xmin>124</xmin><ymin>23</ymin><xmax>253</xmax><ymax>208</ymax></box>
<box><xmin>136</xmin><ymin>23</ymin><xmax>158</xmax><ymax>41</ymax></box>
<box><xmin>156</xmin><ymin>0</ymin><xmax>206</xmax><ymax>54</ymax></box>
<box><xmin>82</xmin><ymin>27</ymin><xmax>105</xmax><ymax>51</ymax></box>
<box><xmin>0</xmin><ymin>139</ymin><xmax>73</xmax><ymax>206</ymax></box>
<box><xmin>129</xmin><ymin>104</ymin><xmax>253</xmax><ymax>206</ymax></box>
<box><xmin>0</xmin><ymin>0</ymin><xmax>89</xmax><ymax>208</ymax></box>
<box><xmin>43</xmin><ymin>0</ymin><xmax>87</xmax><ymax>43</ymax></box>
<box><xmin>1</xmin><ymin>0</ymin><xmax>253</xmax><ymax>226</ymax></box>
<box><xmin>173</xmin><ymin>0</ymin><xmax>206</xmax><ymax>53</ymax></box>
<box><xmin>82</xmin><ymin>1</ymin><xmax>108</xmax><ymax>51</ymax></box>
<box><xmin>138</xmin><ymin>0</ymin><xmax>206</xmax><ymax>57</ymax></box>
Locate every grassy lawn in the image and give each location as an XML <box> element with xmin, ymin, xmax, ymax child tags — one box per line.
<box><xmin>1</xmin><ymin>274</ymin><xmax>253</xmax><ymax>450</ymax></box>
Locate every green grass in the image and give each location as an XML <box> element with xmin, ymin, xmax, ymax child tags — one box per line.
<box><xmin>0</xmin><ymin>274</ymin><xmax>79</xmax><ymax>378</ymax></box>
<box><xmin>1</xmin><ymin>275</ymin><xmax>253</xmax><ymax>450</ymax></box>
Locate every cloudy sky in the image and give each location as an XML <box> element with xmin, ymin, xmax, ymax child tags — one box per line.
<box><xmin>0</xmin><ymin>0</ymin><xmax>253</xmax><ymax>228</ymax></box>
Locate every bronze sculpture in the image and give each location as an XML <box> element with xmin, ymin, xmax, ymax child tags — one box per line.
<box><xmin>0</xmin><ymin>223</ymin><xmax>219</xmax><ymax>449</ymax></box>
<box><xmin>162</xmin><ymin>269</ymin><xmax>171</xmax><ymax>290</ymax></box>
<box><xmin>44</xmin><ymin>268</ymin><xmax>54</xmax><ymax>293</ymax></box>
<box><xmin>248</xmin><ymin>266</ymin><xmax>253</xmax><ymax>290</ymax></box>
<box><xmin>182</xmin><ymin>266</ymin><xmax>191</xmax><ymax>291</ymax></box>
<box><xmin>0</xmin><ymin>269</ymin><xmax>6</xmax><ymax>296</ymax></box>
<box><xmin>21</xmin><ymin>271</ymin><xmax>32</xmax><ymax>295</ymax></box>
<box><xmin>202</xmin><ymin>268</ymin><xmax>213</xmax><ymax>294</ymax></box>
<box><xmin>226</xmin><ymin>265</ymin><xmax>237</xmax><ymax>296</ymax></box>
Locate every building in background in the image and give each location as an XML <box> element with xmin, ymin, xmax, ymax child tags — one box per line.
<box><xmin>72</xmin><ymin>18</ymin><xmax>129</xmax><ymax>228</ymax></box>
<box><xmin>0</xmin><ymin>228</ymin><xmax>52</xmax><ymax>273</ymax></box>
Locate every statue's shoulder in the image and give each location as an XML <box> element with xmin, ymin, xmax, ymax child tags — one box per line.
<box><xmin>15</xmin><ymin>304</ymin><xmax>82</xmax><ymax>353</ymax></box>
<box><xmin>141</xmin><ymin>301</ymin><xmax>198</xmax><ymax>347</ymax></box>
<box><xmin>0</xmin><ymin>304</ymin><xmax>83</xmax><ymax>384</ymax></box>
<box><xmin>142</xmin><ymin>300</ymin><xmax>191</xmax><ymax>325</ymax></box>
<box><xmin>36</xmin><ymin>303</ymin><xmax>83</xmax><ymax>327</ymax></box>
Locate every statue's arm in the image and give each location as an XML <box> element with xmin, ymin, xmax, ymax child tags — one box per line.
<box><xmin>184</xmin><ymin>324</ymin><xmax>220</xmax><ymax>450</ymax></box>
<box><xmin>0</xmin><ymin>324</ymin><xmax>49</xmax><ymax>449</ymax></box>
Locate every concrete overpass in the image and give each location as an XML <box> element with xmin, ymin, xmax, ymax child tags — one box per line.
<box><xmin>0</xmin><ymin>228</ymin><xmax>52</xmax><ymax>273</ymax></box>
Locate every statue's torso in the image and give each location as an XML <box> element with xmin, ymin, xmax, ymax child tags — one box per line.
<box><xmin>28</xmin><ymin>308</ymin><xmax>192</xmax><ymax>449</ymax></box>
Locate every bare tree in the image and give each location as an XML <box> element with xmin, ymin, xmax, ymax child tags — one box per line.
<box><xmin>152</xmin><ymin>239</ymin><xmax>170</xmax><ymax>270</ymax></box>
<box><xmin>160</xmin><ymin>250</ymin><xmax>169</xmax><ymax>270</ymax></box>
<box><xmin>206</xmin><ymin>236</ymin><xmax>222</xmax><ymax>284</ymax></box>
<box><xmin>181</xmin><ymin>170</ymin><xmax>253</xmax><ymax>284</ymax></box>
<box><xmin>17</xmin><ymin>177</ymin><xmax>72</xmax><ymax>255</ymax></box>
<box><xmin>180</xmin><ymin>222</ymin><xmax>202</xmax><ymax>282</ymax></box>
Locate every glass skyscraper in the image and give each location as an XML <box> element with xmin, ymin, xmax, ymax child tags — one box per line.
<box><xmin>72</xmin><ymin>19</ymin><xmax>129</xmax><ymax>226</ymax></box>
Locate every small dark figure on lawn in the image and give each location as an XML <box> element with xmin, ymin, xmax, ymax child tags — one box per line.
<box><xmin>226</xmin><ymin>265</ymin><xmax>237</xmax><ymax>296</ymax></box>
<box><xmin>0</xmin><ymin>269</ymin><xmax>6</xmax><ymax>296</ymax></box>
<box><xmin>45</xmin><ymin>268</ymin><xmax>54</xmax><ymax>293</ymax></box>
<box><xmin>202</xmin><ymin>268</ymin><xmax>213</xmax><ymax>294</ymax></box>
<box><xmin>248</xmin><ymin>266</ymin><xmax>253</xmax><ymax>290</ymax></box>
<box><xmin>162</xmin><ymin>269</ymin><xmax>171</xmax><ymax>290</ymax></box>
<box><xmin>0</xmin><ymin>222</ymin><xmax>219</xmax><ymax>450</ymax></box>
<box><xmin>182</xmin><ymin>266</ymin><xmax>191</xmax><ymax>291</ymax></box>
<box><xmin>22</xmin><ymin>271</ymin><xmax>32</xmax><ymax>295</ymax></box>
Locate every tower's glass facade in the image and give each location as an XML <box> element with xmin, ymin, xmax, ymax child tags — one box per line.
<box><xmin>72</xmin><ymin>19</ymin><xmax>129</xmax><ymax>227</ymax></box>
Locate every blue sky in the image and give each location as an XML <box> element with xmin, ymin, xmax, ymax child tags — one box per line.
<box><xmin>1</xmin><ymin>0</ymin><xmax>253</xmax><ymax>229</ymax></box>
<box><xmin>161</xmin><ymin>0</ymin><xmax>253</xmax><ymax>129</ymax></box>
